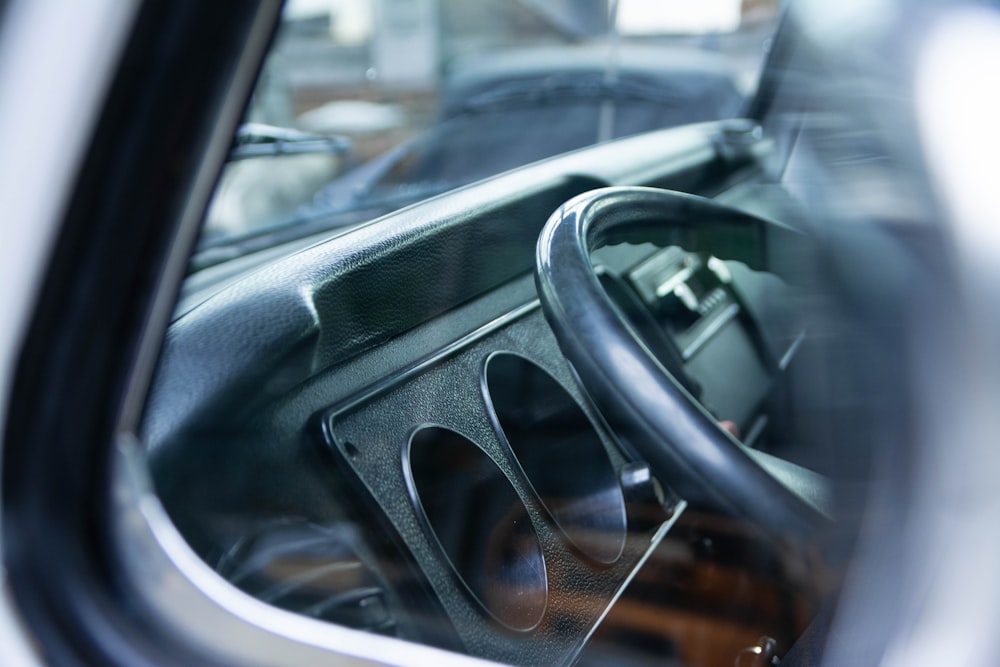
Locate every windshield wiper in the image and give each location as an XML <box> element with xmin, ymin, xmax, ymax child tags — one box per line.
<box><xmin>228</xmin><ymin>123</ymin><xmax>352</xmax><ymax>161</ymax></box>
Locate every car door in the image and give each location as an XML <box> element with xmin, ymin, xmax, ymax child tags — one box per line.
<box><xmin>4</xmin><ymin>1</ymin><xmax>1000</xmax><ymax>667</ymax></box>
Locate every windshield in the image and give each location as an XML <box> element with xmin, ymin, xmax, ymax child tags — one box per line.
<box><xmin>194</xmin><ymin>0</ymin><xmax>779</xmax><ymax>269</ymax></box>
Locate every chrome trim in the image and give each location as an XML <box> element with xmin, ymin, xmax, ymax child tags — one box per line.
<box><xmin>112</xmin><ymin>435</ymin><xmax>504</xmax><ymax>667</ymax></box>
<box><xmin>706</xmin><ymin>255</ymin><xmax>732</xmax><ymax>283</ymax></box>
<box><xmin>780</xmin><ymin>330</ymin><xmax>807</xmax><ymax>371</ymax></box>
<box><xmin>654</xmin><ymin>262</ymin><xmax>697</xmax><ymax>298</ymax></box>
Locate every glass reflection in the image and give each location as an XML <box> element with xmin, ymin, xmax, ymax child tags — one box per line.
<box><xmin>405</xmin><ymin>426</ymin><xmax>547</xmax><ymax>631</ymax></box>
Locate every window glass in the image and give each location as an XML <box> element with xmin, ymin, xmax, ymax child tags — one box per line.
<box><xmin>145</xmin><ymin>3</ymin><xmax>805</xmax><ymax>667</ymax></box>
<box><xmin>195</xmin><ymin>0</ymin><xmax>779</xmax><ymax>267</ymax></box>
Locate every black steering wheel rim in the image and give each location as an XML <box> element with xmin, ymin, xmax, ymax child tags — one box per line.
<box><xmin>535</xmin><ymin>186</ymin><xmax>829</xmax><ymax>538</ymax></box>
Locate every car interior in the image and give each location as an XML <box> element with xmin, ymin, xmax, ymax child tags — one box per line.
<box><xmin>132</xmin><ymin>3</ymin><xmax>919</xmax><ymax>667</ymax></box>
<box><xmin>13</xmin><ymin>0</ymin><xmax>992</xmax><ymax>665</ymax></box>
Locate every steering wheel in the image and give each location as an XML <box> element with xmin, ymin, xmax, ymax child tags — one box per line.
<box><xmin>535</xmin><ymin>186</ymin><xmax>830</xmax><ymax>538</ymax></box>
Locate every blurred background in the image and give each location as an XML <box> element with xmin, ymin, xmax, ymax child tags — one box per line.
<box><xmin>204</xmin><ymin>0</ymin><xmax>780</xmax><ymax>242</ymax></box>
<box><xmin>257</xmin><ymin>0</ymin><xmax>778</xmax><ymax>150</ymax></box>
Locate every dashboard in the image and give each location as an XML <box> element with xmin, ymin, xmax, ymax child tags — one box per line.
<box><xmin>313</xmin><ymin>248</ymin><xmax>794</xmax><ymax>664</ymax></box>
<box><xmin>143</xmin><ymin>122</ymin><xmax>819</xmax><ymax>666</ymax></box>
